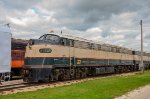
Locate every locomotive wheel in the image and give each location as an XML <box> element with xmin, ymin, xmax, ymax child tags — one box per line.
<box><xmin>48</xmin><ymin>75</ymin><xmax>54</xmax><ymax>82</ymax></box>
<box><xmin>10</xmin><ymin>71</ymin><xmax>15</xmax><ymax>79</ymax></box>
<box><xmin>58</xmin><ymin>74</ymin><xmax>64</xmax><ymax>81</ymax></box>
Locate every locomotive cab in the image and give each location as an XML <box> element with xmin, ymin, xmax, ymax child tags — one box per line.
<box><xmin>28</xmin><ymin>34</ymin><xmax>61</xmax><ymax>46</ymax></box>
<box><xmin>24</xmin><ymin>34</ymin><xmax>64</xmax><ymax>82</ymax></box>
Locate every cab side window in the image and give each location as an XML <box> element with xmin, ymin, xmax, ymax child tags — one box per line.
<box><xmin>61</xmin><ymin>38</ymin><xmax>67</xmax><ymax>46</ymax></box>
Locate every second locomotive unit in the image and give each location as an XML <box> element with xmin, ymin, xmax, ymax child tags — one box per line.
<box><xmin>11</xmin><ymin>38</ymin><xmax>28</xmax><ymax>77</ymax></box>
<box><xmin>23</xmin><ymin>33</ymin><xmax>150</xmax><ymax>82</ymax></box>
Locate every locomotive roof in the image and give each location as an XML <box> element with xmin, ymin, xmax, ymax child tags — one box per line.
<box><xmin>46</xmin><ymin>33</ymin><xmax>130</xmax><ymax>50</ymax></box>
<box><xmin>11</xmin><ymin>38</ymin><xmax>28</xmax><ymax>44</ymax></box>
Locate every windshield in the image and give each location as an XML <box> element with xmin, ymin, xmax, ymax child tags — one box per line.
<box><xmin>45</xmin><ymin>34</ymin><xmax>60</xmax><ymax>43</ymax></box>
<box><xmin>39</xmin><ymin>35</ymin><xmax>45</xmax><ymax>40</ymax></box>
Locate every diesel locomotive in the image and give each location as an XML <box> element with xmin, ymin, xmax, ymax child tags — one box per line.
<box><xmin>11</xmin><ymin>38</ymin><xmax>28</xmax><ymax>77</ymax></box>
<box><xmin>23</xmin><ymin>33</ymin><xmax>150</xmax><ymax>82</ymax></box>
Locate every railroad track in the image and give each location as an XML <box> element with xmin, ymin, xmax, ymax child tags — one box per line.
<box><xmin>0</xmin><ymin>80</ymin><xmax>82</xmax><ymax>95</ymax></box>
<box><xmin>0</xmin><ymin>72</ymin><xmax>138</xmax><ymax>95</ymax></box>
<box><xmin>0</xmin><ymin>83</ymin><xmax>30</xmax><ymax>92</ymax></box>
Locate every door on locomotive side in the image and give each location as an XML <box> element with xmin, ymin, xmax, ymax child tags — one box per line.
<box><xmin>69</xmin><ymin>39</ymin><xmax>75</xmax><ymax>67</ymax></box>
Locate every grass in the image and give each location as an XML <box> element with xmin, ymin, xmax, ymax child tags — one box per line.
<box><xmin>1</xmin><ymin>71</ymin><xmax>150</xmax><ymax>99</ymax></box>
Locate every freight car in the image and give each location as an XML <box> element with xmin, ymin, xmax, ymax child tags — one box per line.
<box><xmin>23</xmin><ymin>33</ymin><xmax>150</xmax><ymax>82</ymax></box>
<box><xmin>0</xmin><ymin>25</ymin><xmax>11</xmax><ymax>82</ymax></box>
<box><xmin>11</xmin><ymin>38</ymin><xmax>28</xmax><ymax>78</ymax></box>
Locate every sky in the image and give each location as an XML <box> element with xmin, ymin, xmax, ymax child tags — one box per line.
<box><xmin>0</xmin><ymin>0</ymin><xmax>150</xmax><ymax>52</ymax></box>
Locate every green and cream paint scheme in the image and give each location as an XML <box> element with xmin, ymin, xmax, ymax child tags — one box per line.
<box><xmin>23</xmin><ymin>33</ymin><xmax>150</xmax><ymax>82</ymax></box>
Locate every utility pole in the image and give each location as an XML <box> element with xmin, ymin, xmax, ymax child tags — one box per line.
<box><xmin>140</xmin><ymin>20</ymin><xmax>144</xmax><ymax>73</ymax></box>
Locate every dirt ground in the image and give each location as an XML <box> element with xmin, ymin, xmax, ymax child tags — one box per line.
<box><xmin>116</xmin><ymin>85</ymin><xmax>150</xmax><ymax>99</ymax></box>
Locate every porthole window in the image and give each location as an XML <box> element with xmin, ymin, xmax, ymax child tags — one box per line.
<box><xmin>39</xmin><ymin>48</ymin><xmax>52</xmax><ymax>53</ymax></box>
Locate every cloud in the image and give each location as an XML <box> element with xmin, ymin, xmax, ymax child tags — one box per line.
<box><xmin>1</xmin><ymin>0</ymin><xmax>39</xmax><ymax>10</ymax></box>
<box><xmin>0</xmin><ymin>0</ymin><xmax>150</xmax><ymax>52</ymax></box>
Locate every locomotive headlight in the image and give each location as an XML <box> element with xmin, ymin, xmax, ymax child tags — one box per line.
<box><xmin>29</xmin><ymin>39</ymin><xmax>34</xmax><ymax>46</ymax></box>
<box><xmin>28</xmin><ymin>39</ymin><xmax>35</xmax><ymax>49</ymax></box>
